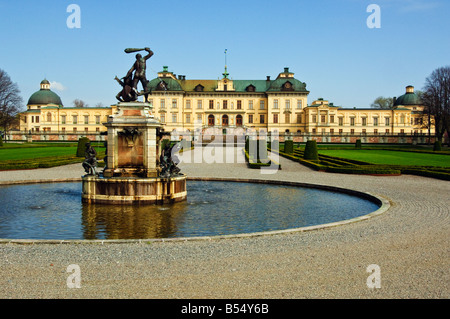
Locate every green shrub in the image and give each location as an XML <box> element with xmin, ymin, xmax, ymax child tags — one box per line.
<box><xmin>284</xmin><ymin>140</ymin><xmax>294</xmax><ymax>154</ymax></box>
<box><xmin>433</xmin><ymin>140</ymin><xmax>442</xmax><ymax>151</ymax></box>
<box><xmin>355</xmin><ymin>139</ymin><xmax>362</xmax><ymax>149</ymax></box>
<box><xmin>304</xmin><ymin>140</ymin><xmax>319</xmax><ymax>161</ymax></box>
<box><xmin>76</xmin><ymin>137</ymin><xmax>91</xmax><ymax>157</ymax></box>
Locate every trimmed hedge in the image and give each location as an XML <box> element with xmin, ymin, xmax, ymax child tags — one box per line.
<box><xmin>433</xmin><ymin>141</ymin><xmax>442</xmax><ymax>151</ymax></box>
<box><xmin>284</xmin><ymin>140</ymin><xmax>294</xmax><ymax>154</ymax></box>
<box><xmin>244</xmin><ymin>149</ymin><xmax>281</xmax><ymax>169</ymax></box>
<box><xmin>76</xmin><ymin>137</ymin><xmax>91</xmax><ymax>157</ymax></box>
<box><xmin>0</xmin><ymin>134</ymin><xmax>3</xmax><ymax>147</ymax></box>
<box><xmin>304</xmin><ymin>140</ymin><xmax>318</xmax><ymax>160</ymax></box>
<box><xmin>355</xmin><ymin>139</ymin><xmax>362</xmax><ymax>149</ymax></box>
<box><xmin>273</xmin><ymin>146</ymin><xmax>449</xmax><ymax>179</ymax></box>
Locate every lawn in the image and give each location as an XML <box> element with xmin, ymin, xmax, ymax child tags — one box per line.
<box><xmin>317</xmin><ymin>149</ymin><xmax>450</xmax><ymax>167</ymax></box>
<box><xmin>0</xmin><ymin>146</ymin><xmax>79</xmax><ymax>161</ymax></box>
<box><xmin>0</xmin><ymin>143</ymin><xmax>106</xmax><ymax>169</ymax></box>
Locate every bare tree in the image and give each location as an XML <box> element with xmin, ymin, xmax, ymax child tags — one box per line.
<box><xmin>0</xmin><ymin>69</ymin><xmax>23</xmax><ymax>138</ymax></box>
<box><xmin>422</xmin><ymin>66</ymin><xmax>450</xmax><ymax>143</ymax></box>
<box><xmin>371</xmin><ymin>96</ymin><xmax>394</xmax><ymax>109</ymax></box>
<box><xmin>73</xmin><ymin>99</ymin><xmax>88</xmax><ymax>108</ymax></box>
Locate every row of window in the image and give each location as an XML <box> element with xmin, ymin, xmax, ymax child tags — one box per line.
<box><xmin>150</xmin><ymin>99</ymin><xmax>303</xmax><ymax>110</ymax></box>
<box><xmin>25</xmin><ymin>115</ymin><xmax>104</xmax><ymax>125</ymax></box>
<box><xmin>309</xmin><ymin>115</ymin><xmax>421</xmax><ymax>126</ymax></box>
<box><xmin>30</xmin><ymin>127</ymin><xmax>102</xmax><ymax>133</ymax></box>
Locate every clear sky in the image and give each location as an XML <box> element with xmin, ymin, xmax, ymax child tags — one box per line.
<box><xmin>0</xmin><ymin>0</ymin><xmax>449</xmax><ymax>110</ymax></box>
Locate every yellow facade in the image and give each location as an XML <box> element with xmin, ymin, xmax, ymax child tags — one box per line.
<box><xmin>19</xmin><ymin>73</ymin><xmax>433</xmax><ymax>138</ymax></box>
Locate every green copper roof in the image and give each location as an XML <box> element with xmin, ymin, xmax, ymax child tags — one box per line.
<box><xmin>147</xmin><ymin>76</ymin><xmax>308</xmax><ymax>93</ymax></box>
<box><xmin>27</xmin><ymin>88</ymin><xmax>63</xmax><ymax>106</ymax></box>
<box><xmin>146</xmin><ymin>77</ymin><xmax>183</xmax><ymax>91</ymax></box>
<box><xmin>394</xmin><ymin>92</ymin><xmax>422</xmax><ymax>106</ymax></box>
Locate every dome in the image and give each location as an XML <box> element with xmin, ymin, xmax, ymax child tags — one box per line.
<box><xmin>394</xmin><ymin>86</ymin><xmax>422</xmax><ymax>106</ymax></box>
<box><xmin>27</xmin><ymin>80</ymin><xmax>63</xmax><ymax>106</ymax></box>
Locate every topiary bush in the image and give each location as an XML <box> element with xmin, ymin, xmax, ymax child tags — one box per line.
<box><xmin>304</xmin><ymin>140</ymin><xmax>319</xmax><ymax>161</ymax></box>
<box><xmin>284</xmin><ymin>140</ymin><xmax>294</xmax><ymax>154</ymax></box>
<box><xmin>433</xmin><ymin>140</ymin><xmax>442</xmax><ymax>151</ymax></box>
<box><xmin>355</xmin><ymin>139</ymin><xmax>362</xmax><ymax>149</ymax></box>
<box><xmin>76</xmin><ymin>137</ymin><xmax>91</xmax><ymax>157</ymax></box>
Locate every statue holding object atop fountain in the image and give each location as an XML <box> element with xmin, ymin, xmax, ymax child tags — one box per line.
<box><xmin>115</xmin><ymin>47</ymin><xmax>153</xmax><ymax>102</ymax></box>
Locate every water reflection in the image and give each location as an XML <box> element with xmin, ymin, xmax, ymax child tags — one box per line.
<box><xmin>81</xmin><ymin>202</ymin><xmax>188</xmax><ymax>239</ymax></box>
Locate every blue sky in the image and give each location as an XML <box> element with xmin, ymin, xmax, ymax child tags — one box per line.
<box><xmin>0</xmin><ymin>0</ymin><xmax>449</xmax><ymax>109</ymax></box>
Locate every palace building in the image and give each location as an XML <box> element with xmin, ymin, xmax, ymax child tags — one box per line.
<box><xmin>18</xmin><ymin>68</ymin><xmax>433</xmax><ymax>142</ymax></box>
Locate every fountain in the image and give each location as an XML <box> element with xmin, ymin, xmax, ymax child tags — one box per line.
<box><xmin>81</xmin><ymin>47</ymin><xmax>187</xmax><ymax>205</ymax></box>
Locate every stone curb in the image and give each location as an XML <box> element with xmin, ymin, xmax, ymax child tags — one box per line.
<box><xmin>0</xmin><ymin>177</ymin><xmax>391</xmax><ymax>245</ymax></box>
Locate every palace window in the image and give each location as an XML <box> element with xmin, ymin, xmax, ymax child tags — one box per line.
<box><xmin>260</xmin><ymin>114</ymin><xmax>265</xmax><ymax>124</ymax></box>
<box><xmin>273</xmin><ymin>114</ymin><xmax>278</xmax><ymax>124</ymax></box>
<box><xmin>373</xmin><ymin>117</ymin><xmax>378</xmax><ymax>126</ymax></box>
<box><xmin>95</xmin><ymin>115</ymin><xmax>101</xmax><ymax>124</ymax></box>
<box><xmin>172</xmin><ymin>99</ymin><xmax>177</xmax><ymax>108</ymax></box>
<box><xmin>385</xmin><ymin>117</ymin><xmax>390</xmax><ymax>126</ymax></box>
<box><xmin>36</xmin><ymin>116</ymin><xmax>39</xmax><ymax>123</ymax></box>
<box><xmin>338</xmin><ymin>117</ymin><xmax>343</xmax><ymax>126</ymax></box>
<box><xmin>61</xmin><ymin>115</ymin><xmax>66</xmax><ymax>124</ymax></box>
<box><xmin>84</xmin><ymin>115</ymin><xmax>89</xmax><ymax>124</ymax></box>
<box><xmin>321</xmin><ymin>115</ymin><xmax>326</xmax><ymax>123</ymax></box>
<box><xmin>246</xmin><ymin>85</ymin><xmax>255</xmax><ymax>92</ymax></box>
<box><xmin>223</xmin><ymin>100</ymin><xmax>228</xmax><ymax>110</ymax></box>
<box><xmin>172</xmin><ymin>114</ymin><xmax>177</xmax><ymax>123</ymax></box>
<box><xmin>350</xmin><ymin>117</ymin><xmax>355</xmax><ymax>126</ymax></box>
<box><xmin>186</xmin><ymin>114</ymin><xmax>191</xmax><ymax>123</ymax></box>
<box><xmin>282</xmin><ymin>81</ymin><xmax>293</xmax><ymax>91</ymax></box>
<box><xmin>197</xmin><ymin>100</ymin><xmax>203</xmax><ymax>109</ymax></box>
<box><xmin>285</xmin><ymin>114</ymin><xmax>290</xmax><ymax>124</ymax></box>
<box><xmin>330</xmin><ymin>115</ymin><xmax>334</xmax><ymax>123</ymax></box>
<box><xmin>285</xmin><ymin>100</ymin><xmax>291</xmax><ymax>109</ymax></box>
<box><xmin>209</xmin><ymin>100</ymin><xmax>214</xmax><ymax>109</ymax></box>
<box><xmin>273</xmin><ymin>99</ymin><xmax>279</xmax><ymax>109</ymax></box>
<box><xmin>248</xmin><ymin>114</ymin><xmax>253</xmax><ymax>124</ymax></box>
<box><xmin>160</xmin><ymin>114</ymin><xmax>165</xmax><ymax>123</ymax></box>
<box><xmin>312</xmin><ymin>115</ymin><xmax>317</xmax><ymax>123</ymax></box>
<box><xmin>248</xmin><ymin>100</ymin><xmax>254</xmax><ymax>110</ymax></box>
<box><xmin>236</xmin><ymin>115</ymin><xmax>243</xmax><ymax>126</ymax></box>
<box><xmin>297</xmin><ymin>114</ymin><xmax>302</xmax><ymax>124</ymax></box>
<box><xmin>362</xmin><ymin>117</ymin><xmax>367</xmax><ymax>126</ymax></box>
<box><xmin>237</xmin><ymin>100</ymin><xmax>242</xmax><ymax>110</ymax></box>
<box><xmin>186</xmin><ymin>100</ymin><xmax>191</xmax><ymax>109</ymax></box>
<box><xmin>194</xmin><ymin>84</ymin><xmax>204</xmax><ymax>92</ymax></box>
<box><xmin>297</xmin><ymin>100</ymin><xmax>302</xmax><ymax>109</ymax></box>
<box><xmin>260</xmin><ymin>100</ymin><xmax>265</xmax><ymax>110</ymax></box>
<box><xmin>72</xmin><ymin>115</ymin><xmax>77</xmax><ymax>124</ymax></box>
<box><xmin>160</xmin><ymin>99</ymin><xmax>165</xmax><ymax>109</ymax></box>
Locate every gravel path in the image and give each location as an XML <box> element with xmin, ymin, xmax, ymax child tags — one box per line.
<box><xmin>0</xmin><ymin>148</ymin><xmax>448</xmax><ymax>299</ymax></box>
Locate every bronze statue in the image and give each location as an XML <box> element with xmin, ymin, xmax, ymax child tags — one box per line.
<box><xmin>126</xmin><ymin>47</ymin><xmax>153</xmax><ymax>95</ymax></box>
<box><xmin>159</xmin><ymin>142</ymin><xmax>181</xmax><ymax>178</ymax></box>
<box><xmin>82</xmin><ymin>142</ymin><xmax>98</xmax><ymax>176</ymax></box>
<box><xmin>114</xmin><ymin>74</ymin><xmax>137</xmax><ymax>102</ymax></box>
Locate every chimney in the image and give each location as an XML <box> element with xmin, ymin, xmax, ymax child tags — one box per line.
<box><xmin>266</xmin><ymin>76</ymin><xmax>271</xmax><ymax>81</ymax></box>
<box><xmin>178</xmin><ymin>75</ymin><xmax>182</xmax><ymax>80</ymax></box>
<box><xmin>284</xmin><ymin>67</ymin><xmax>289</xmax><ymax>73</ymax></box>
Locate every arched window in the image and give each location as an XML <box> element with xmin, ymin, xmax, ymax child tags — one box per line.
<box><xmin>236</xmin><ymin>115</ymin><xmax>243</xmax><ymax>126</ymax></box>
<box><xmin>208</xmin><ymin>114</ymin><xmax>215</xmax><ymax>126</ymax></box>
<box><xmin>222</xmin><ymin>115</ymin><xmax>229</xmax><ymax>126</ymax></box>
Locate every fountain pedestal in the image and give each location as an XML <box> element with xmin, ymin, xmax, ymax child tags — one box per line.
<box><xmin>81</xmin><ymin>102</ymin><xmax>187</xmax><ymax>204</ymax></box>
